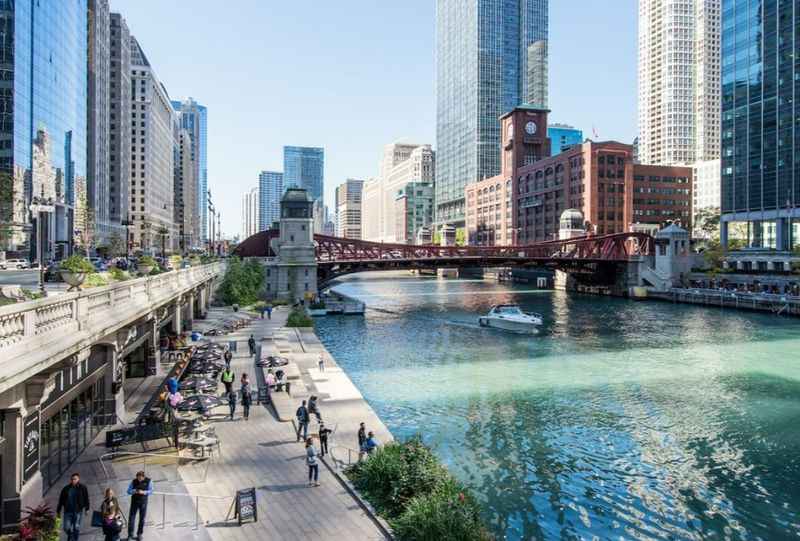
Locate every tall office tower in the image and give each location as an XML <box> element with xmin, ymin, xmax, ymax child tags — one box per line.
<box><xmin>362</xmin><ymin>143</ymin><xmax>436</xmax><ymax>242</ymax></box>
<box><xmin>258</xmin><ymin>171</ymin><xmax>283</xmax><ymax>230</ymax></box>
<box><xmin>547</xmin><ymin>124</ymin><xmax>583</xmax><ymax>156</ymax></box>
<box><xmin>435</xmin><ymin>0</ymin><xmax>548</xmax><ymax>228</ymax></box>
<box><xmin>720</xmin><ymin>0</ymin><xmax>799</xmax><ymax>251</ymax></box>
<box><xmin>174</xmin><ymin>128</ymin><xmax>197</xmax><ymax>252</ymax></box>
<box><xmin>527</xmin><ymin>39</ymin><xmax>548</xmax><ymax>107</ymax></box>
<box><xmin>283</xmin><ymin>146</ymin><xmax>324</xmax><ymax>201</ymax></box>
<box><xmin>109</xmin><ymin>13</ymin><xmax>131</xmax><ymax>249</ymax></box>
<box><xmin>87</xmin><ymin>0</ymin><xmax>112</xmax><ymax>249</ymax></box>
<box><xmin>130</xmin><ymin>36</ymin><xmax>175</xmax><ymax>254</ymax></box>
<box><xmin>638</xmin><ymin>0</ymin><xmax>721</xmax><ymax>165</ymax></box>
<box><xmin>360</xmin><ymin>178</ymin><xmax>382</xmax><ymax>241</ymax></box>
<box><xmin>335</xmin><ymin>178</ymin><xmax>364</xmax><ymax>239</ymax></box>
<box><xmin>0</xmin><ymin>1</ymin><xmax>88</xmax><ymax>261</ymax></box>
<box><xmin>171</xmin><ymin>98</ymin><xmax>208</xmax><ymax>242</ymax></box>
<box><xmin>241</xmin><ymin>186</ymin><xmax>259</xmax><ymax>239</ymax></box>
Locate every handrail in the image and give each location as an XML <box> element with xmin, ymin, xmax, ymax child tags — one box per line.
<box><xmin>329</xmin><ymin>444</ymin><xmax>361</xmax><ymax>469</ymax></box>
<box><xmin>150</xmin><ymin>491</ymin><xmax>232</xmax><ymax>531</ymax></box>
<box><xmin>98</xmin><ymin>450</ymin><xmax>211</xmax><ymax>483</ymax></box>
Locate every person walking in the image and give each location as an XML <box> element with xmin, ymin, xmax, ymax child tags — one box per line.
<box><xmin>357</xmin><ymin>422</ymin><xmax>367</xmax><ymax>451</ymax></box>
<box><xmin>296</xmin><ymin>400</ymin><xmax>309</xmax><ymax>442</ymax></box>
<box><xmin>240</xmin><ymin>374</ymin><xmax>252</xmax><ymax>420</ymax></box>
<box><xmin>126</xmin><ymin>471</ymin><xmax>153</xmax><ymax>541</ymax></box>
<box><xmin>247</xmin><ymin>335</ymin><xmax>256</xmax><ymax>357</ymax></box>
<box><xmin>56</xmin><ymin>473</ymin><xmax>90</xmax><ymax>541</ymax></box>
<box><xmin>223</xmin><ymin>347</ymin><xmax>233</xmax><ymax>369</ymax></box>
<box><xmin>99</xmin><ymin>487</ymin><xmax>120</xmax><ymax>518</ymax></box>
<box><xmin>220</xmin><ymin>366</ymin><xmax>235</xmax><ymax>395</ymax></box>
<box><xmin>318</xmin><ymin>423</ymin><xmax>332</xmax><ymax>457</ymax></box>
<box><xmin>100</xmin><ymin>502</ymin><xmax>122</xmax><ymax>541</ymax></box>
<box><xmin>308</xmin><ymin>395</ymin><xmax>322</xmax><ymax>422</ymax></box>
<box><xmin>317</xmin><ymin>354</ymin><xmax>325</xmax><ymax>373</ymax></box>
<box><xmin>306</xmin><ymin>438</ymin><xmax>320</xmax><ymax>487</ymax></box>
<box><xmin>266</xmin><ymin>303</ymin><xmax>273</xmax><ymax>320</ymax></box>
<box><xmin>228</xmin><ymin>390</ymin><xmax>237</xmax><ymax>420</ymax></box>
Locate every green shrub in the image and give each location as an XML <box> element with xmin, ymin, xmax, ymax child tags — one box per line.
<box><xmin>59</xmin><ymin>255</ymin><xmax>94</xmax><ymax>273</ymax></box>
<box><xmin>285</xmin><ymin>307</ymin><xmax>313</xmax><ymax>327</ymax></box>
<box><xmin>138</xmin><ymin>255</ymin><xmax>157</xmax><ymax>267</ymax></box>
<box><xmin>83</xmin><ymin>273</ymin><xmax>109</xmax><ymax>288</ymax></box>
<box><xmin>216</xmin><ymin>257</ymin><xmax>265</xmax><ymax>306</ymax></box>
<box><xmin>109</xmin><ymin>267</ymin><xmax>130</xmax><ymax>281</ymax></box>
<box><xmin>391</xmin><ymin>478</ymin><xmax>492</xmax><ymax>541</ymax></box>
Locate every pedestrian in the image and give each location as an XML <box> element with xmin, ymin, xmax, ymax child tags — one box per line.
<box><xmin>306</xmin><ymin>438</ymin><xmax>320</xmax><ymax>487</ymax></box>
<box><xmin>357</xmin><ymin>422</ymin><xmax>367</xmax><ymax>451</ymax></box>
<box><xmin>223</xmin><ymin>347</ymin><xmax>232</xmax><ymax>369</ymax></box>
<box><xmin>247</xmin><ymin>335</ymin><xmax>256</xmax><ymax>357</ymax></box>
<box><xmin>101</xmin><ymin>503</ymin><xmax>122</xmax><ymax>541</ymax></box>
<box><xmin>296</xmin><ymin>400</ymin><xmax>309</xmax><ymax>442</ymax></box>
<box><xmin>99</xmin><ymin>487</ymin><xmax>120</xmax><ymax>518</ymax></box>
<box><xmin>318</xmin><ymin>354</ymin><xmax>325</xmax><ymax>373</ymax></box>
<box><xmin>126</xmin><ymin>470</ymin><xmax>153</xmax><ymax>541</ymax></box>
<box><xmin>363</xmin><ymin>431</ymin><xmax>378</xmax><ymax>456</ymax></box>
<box><xmin>318</xmin><ymin>423</ymin><xmax>332</xmax><ymax>457</ymax></box>
<box><xmin>266</xmin><ymin>303</ymin><xmax>273</xmax><ymax>320</ymax></box>
<box><xmin>56</xmin><ymin>472</ymin><xmax>90</xmax><ymax>541</ymax></box>
<box><xmin>308</xmin><ymin>395</ymin><xmax>321</xmax><ymax>421</ymax></box>
<box><xmin>240</xmin><ymin>374</ymin><xmax>252</xmax><ymax>420</ymax></box>
<box><xmin>220</xmin><ymin>366</ymin><xmax>234</xmax><ymax>395</ymax></box>
<box><xmin>265</xmin><ymin>369</ymin><xmax>276</xmax><ymax>390</ymax></box>
<box><xmin>166</xmin><ymin>375</ymin><xmax>178</xmax><ymax>395</ymax></box>
<box><xmin>228</xmin><ymin>390</ymin><xmax>237</xmax><ymax>420</ymax></box>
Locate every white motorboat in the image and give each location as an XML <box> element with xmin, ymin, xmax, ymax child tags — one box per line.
<box><xmin>478</xmin><ymin>304</ymin><xmax>543</xmax><ymax>333</ymax></box>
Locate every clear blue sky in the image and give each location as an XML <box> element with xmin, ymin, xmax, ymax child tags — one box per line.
<box><xmin>114</xmin><ymin>0</ymin><xmax>638</xmax><ymax>238</ymax></box>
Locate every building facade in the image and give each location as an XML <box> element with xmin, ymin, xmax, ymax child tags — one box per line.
<box><xmin>360</xmin><ymin>178</ymin><xmax>382</xmax><ymax>241</ymax></box>
<box><xmin>87</xmin><ymin>0</ymin><xmax>112</xmax><ymax>249</ymax></box>
<box><xmin>394</xmin><ymin>182</ymin><xmax>435</xmax><ymax>244</ymax></box>
<box><xmin>171</xmin><ymin>98</ymin><xmax>208</xmax><ymax>245</ymax></box>
<box><xmin>547</xmin><ymin>124</ymin><xmax>583</xmax><ymax>156</ymax></box>
<box><xmin>174</xmin><ymin>128</ymin><xmax>197</xmax><ymax>252</ymax></box>
<box><xmin>130</xmin><ymin>36</ymin><xmax>175</xmax><ymax>254</ymax></box>
<box><xmin>241</xmin><ymin>186</ymin><xmax>259</xmax><ymax>240</ymax></box>
<box><xmin>720</xmin><ymin>0</ymin><xmax>800</xmax><ymax>251</ymax></box>
<box><xmin>465</xmin><ymin>106</ymin><xmax>693</xmax><ymax>245</ymax></box>
<box><xmin>0</xmin><ymin>0</ymin><xmax>88</xmax><ymax>261</ymax></box>
<box><xmin>435</xmin><ymin>0</ymin><xmax>549</xmax><ymax>228</ymax></box>
<box><xmin>109</xmin><ymin>13</ymin><xmax>131</xmax><ymax>249</ymax></box>
<box><xmin>283</xmin><ymin>146</ymin><xmax>323</xmax><ymax>201</ymax></box>
<box><xmin>258</xmin><ymin>171</ymin><xmax>283</xmax><ymax>231</ymax></box>
<box><xmin>335</xmin><ymin>178</ymin><xmax>364</xmax><ymax>239</ymax></box>
<box><xmin>637</xmin><ymin>0</ymin><xmax>721</xmax><ymax>166</ymax></box>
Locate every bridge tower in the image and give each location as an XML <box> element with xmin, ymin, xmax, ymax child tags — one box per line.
<box><xmin>268</xmin><ymin>188</ymin><xmax>318</xmax><ymax>302</ymax></box>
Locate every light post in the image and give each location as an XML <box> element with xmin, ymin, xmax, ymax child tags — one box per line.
<box><xmin>29</xmin><ymin>196</ymin><xmax>55</xmax><ymax>295</ymax></box>
<box><xmin>121</xmin><ymin>217</ymin><xmax>133</xmax><ymax>260</ymax></box>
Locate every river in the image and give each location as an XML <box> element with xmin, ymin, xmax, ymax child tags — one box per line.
<box><xmin>314</xmin><ymin>271</ymin><xmax>800</xmax><ymax>541</ymax></box>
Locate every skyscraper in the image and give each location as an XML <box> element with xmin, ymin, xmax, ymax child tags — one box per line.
<box><xmin>720</xmin><ymin>0</ymin><xmax>799</xmax><ymax>251</ymax></box>
<box><xmin>241</xmin><ymin>186</ymin><xmax>259</xmax><ymax>239</ymax></box>
<box><xmin>435</xmin><ymin>0</ymin><xmax>549</xmax><ymax>228</ymax></box>
<box><xmin>87</xmin><ymin>0</ymin><xmax>112</xmax><ymax>248</ymax></box>
<box><xmin>130</xmin><ymin>36</ymin><xmax>175</xmax><ymax>254</ymax></box>
<box><xmin>547</xmin><ymin>124</ymin><xmax>583</xmax><ymax>156</ymax></box>
<box><xmin>0</xmin><ymin>0</ymin><xmax>88</xmax><ymax>261</ymax></box>
<box><xmin>172</xmin><ymin>98</ymin><xmax>208</xmax><ymax>243</ymax></box>
<box><xmin>283</xmin><ymin>146</ymin><xmax>324</xmax><ymax>201</ymax></box>
<box><xmin>109</xmin><ymin>13</ymin><xmax>131</xmax><ymax>246</ymax></box>
<box><xmin>174</xmin><ymin>127</ymin><xmax>197</xmax><ymax>251</ymax></box>
<box><xmin>258</xmin><ymin>171</ymin><xmax>283</xmax><ymax>230</ymax></box>
<box><xmin>335</xmin><ymin>178</ymin><xmax>364</xmax><ymax>239</ymax></box>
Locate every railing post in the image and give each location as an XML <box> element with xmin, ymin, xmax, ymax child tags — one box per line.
<box><xmin>162</xmin><ymin>494</ymin><xmax>166</xmax><ymax>530</ymax></box>
<box><xmin>23</xmin><ymin>309</ymin><xmax>35</xmax><ymax>338</ymax></box>
<box><xmin>194</xmin><ymin>496</ymin><xmax>199</xmax><ymax>530</ymax></box>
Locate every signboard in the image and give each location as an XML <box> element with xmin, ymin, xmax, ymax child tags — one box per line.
<box><xmin>105</xmin><ymin>423</ymin><xmax>168</xmax><ymax>448</ymax></box>
<box><xmin>23</xmin><ymin>412</ymin><xmax>40</xmax><ymax>483</ymax></box>
<box><xmin>235</xmin><ymin>487</ymin><xmax>257</xmax><ymax>525</ymax></box>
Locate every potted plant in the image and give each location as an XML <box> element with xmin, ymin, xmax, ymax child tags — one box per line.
<box><xmin>308</xmin><ymin>299</ymin><xmax>327</xmax><ymax>317</ymax></box>
<box><xmin>59</xmin><ymin>255</ymin><xmax>94</xmax><ymax>290</ymax></box>
<box><xmin>138</xmin><ymin>255</ymin><xmax>157</xmax><ymax>276</ymax></box>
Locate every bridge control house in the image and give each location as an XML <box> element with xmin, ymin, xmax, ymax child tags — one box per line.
<box><xmin>465</xmin><ymin>105</ymin><xmax>693</xmax><ymax>246</ymax></box>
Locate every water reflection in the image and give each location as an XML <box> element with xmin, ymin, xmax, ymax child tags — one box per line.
<box><xmin>316</xmin><ymin>272</ymin><xmax>800</xmax><ymax>540</ymax></box>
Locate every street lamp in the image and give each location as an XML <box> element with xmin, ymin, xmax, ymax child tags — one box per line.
<box><xmin>29</xmin><ymin>196</ymin><xmax>55</xmax><ymax>295</ymax></box>
<box><xmin>121</xmin><ymin>216</ymin><xmax>133</xmax><ymax>260</ymax></box>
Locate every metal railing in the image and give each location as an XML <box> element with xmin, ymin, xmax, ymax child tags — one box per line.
<box><xmin>152</xmin><ymin>491</ymin><xmax>232</xmax><ymax>530</ymax></box>
<box><xmin>328</xmin><ymin>444</ymin><xmax>361</xmax><ymax>470</ymax></box>
<box><xmin>98</xmin><ymin>450</ymin><xmax>212</xmax><ymax>484</ymax></box>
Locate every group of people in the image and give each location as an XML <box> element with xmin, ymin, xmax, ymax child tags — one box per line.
<box><xmin>218</xmin><ymin>349</ymin><xmax>254</xmax><ymax>421</ymax></box>
<box><xmin>56</xmin><ymin>471</ymin><xmax>153</xmax><ymax>541</ymax></box>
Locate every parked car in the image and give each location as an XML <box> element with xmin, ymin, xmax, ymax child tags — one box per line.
<box><xmin>0</xmin><ymin>258</ymin><xmax>31</xmax><ymax>270</ymax></box>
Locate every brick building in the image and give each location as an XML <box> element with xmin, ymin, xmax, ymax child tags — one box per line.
<box><xmin>465</xmin><ymin>105</ymin><xmax>692</xmax><ymax>245</ymax></box>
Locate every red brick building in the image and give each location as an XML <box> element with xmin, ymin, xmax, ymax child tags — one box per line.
<box><xmin>465</xmin><ymin>105</ymin><xmax>692</xmax><ymax>245</ymax></box>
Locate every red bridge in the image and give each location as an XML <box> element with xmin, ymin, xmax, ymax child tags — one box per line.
<box><xmin>235</xmin><ymin>230</ymin><xmax>654</xmax><ymax>287</ymax></box>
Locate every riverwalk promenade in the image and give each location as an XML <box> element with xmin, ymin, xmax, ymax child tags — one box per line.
<box><xmin>44</xmin><ymin>306</ymin><xmax>391</xmax><ymax>541</ymax></box>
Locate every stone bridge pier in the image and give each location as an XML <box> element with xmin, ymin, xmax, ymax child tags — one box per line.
<box><xmin>0</xmin><ymin>263</ymin><xmax>223</xmax><ymax>533</ymax></box>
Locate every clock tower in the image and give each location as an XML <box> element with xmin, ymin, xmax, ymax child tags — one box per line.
<box><xmin>500</xmin><ymin>105</ymin><xmax>551</xmax><ymax>178</ymax></box>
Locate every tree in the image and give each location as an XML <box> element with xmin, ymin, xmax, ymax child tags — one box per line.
<box><xmin>694</xmin><ymin>207</ymin><xmax>721</xmax><ymax>240</ymax></box>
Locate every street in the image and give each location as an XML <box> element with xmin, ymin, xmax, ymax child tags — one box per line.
<box><xmin>0</xmin><ymin>269</ymin><xmax>67</xmax><ymax>292</ymax></box>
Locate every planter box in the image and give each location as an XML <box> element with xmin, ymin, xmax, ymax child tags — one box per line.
<box><xmin>60</xmin><ymin>271</ymin><xmax>86</xmax><ymax>290</ymax></box>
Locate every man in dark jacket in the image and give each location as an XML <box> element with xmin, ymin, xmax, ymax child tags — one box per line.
<box><xmin>57</xmin><ymin>473</ymin><xmax>90</xmax><ymax>541</ymax></box>
<box><xmin>247</xmin><ymin>335</ymin><xmax>256</xmax><ymax>357</ymax></box>
<box><xmin>127</xmin><ymin>470</ymin><xmax>153</xmax><ymax>540</ymax></box>
<box><xmin>296</xmin><ymin>400</ymin><xmax>309</xmax><ymax>442</ymax></box>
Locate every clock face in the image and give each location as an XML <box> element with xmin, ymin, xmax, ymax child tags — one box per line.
<box><xmin>525</xmin><ymin>121</ymin><xmax>537</xmax><ymax>135</ymax></box>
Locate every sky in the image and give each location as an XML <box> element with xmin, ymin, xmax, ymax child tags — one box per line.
<box><xmin>114</xmin><ymin>0</ymin><xmax>638</xmax><ymax>238</ymax></box>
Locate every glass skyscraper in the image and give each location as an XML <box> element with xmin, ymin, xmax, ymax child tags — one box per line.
<box><xmin>0</xmin><ymin>0</ymin><xmax>88</xmax><ymax>260</ymax></box>
<box><xmin>283</xmin><ymin>146</ymin><xmax>324</xmax><ymax>201</ymax></box>
<box><xmin>259</xmin><ymin>171</ymin><xmax>283</xmax><ymax>230</ymax></box>
<box><xmin>435</xmin><ymin>0</ymin><xmax>548</xmax><ymax>227</ymax></box>
<box><xmin>547</xmin><ymin>124</ymin><xmax>583</xmax><ymax>156</ymax></box>
<box><xmin>720</xmin><ymin>0</ymin><xmax>799</xmax><ymax>251</ymax></box>
<box><xmin>172</xmin><ymin>98</ymin><xmax>208</xmax><ymax>244</ymax></box>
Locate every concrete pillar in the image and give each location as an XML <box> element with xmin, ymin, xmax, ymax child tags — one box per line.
<box><xmin>148</xmin><ymin>319</ymin><xmax>161</xmax><ymax>376</ymax></box>
<box><xmin>186</xmin><ymin>295</ymin><xmax>194</xmax><ymax>330</ymax></box>
<box><xmin>198</xmin><ymin>287</ymin><xmax>207</xmax><ymax>317</ymax></box>
<box><xmin>172</xmin><ymin>300</ymin><xmax>182</xmax><ymax>335</ymax></box>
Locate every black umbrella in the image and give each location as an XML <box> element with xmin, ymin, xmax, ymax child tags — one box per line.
<box><xmin>179</xmin><ymin>376</ymin><xmax>218</xmax><ymax>392</ymax></box>
<box><xmin>177</xmin><ymin>394</ymin><xmax>222</xmax><ymax>412</ymax></box>
<box><xmin>256</xmin><ymin>355</ymin><xmax>289</xmax><ymax>368</ymax></box>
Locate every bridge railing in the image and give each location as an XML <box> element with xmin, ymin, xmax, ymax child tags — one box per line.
<box><xmin>0</xmin><ymin>262</ymin><xmax>224</xmax><ymax>394</ymax></box>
